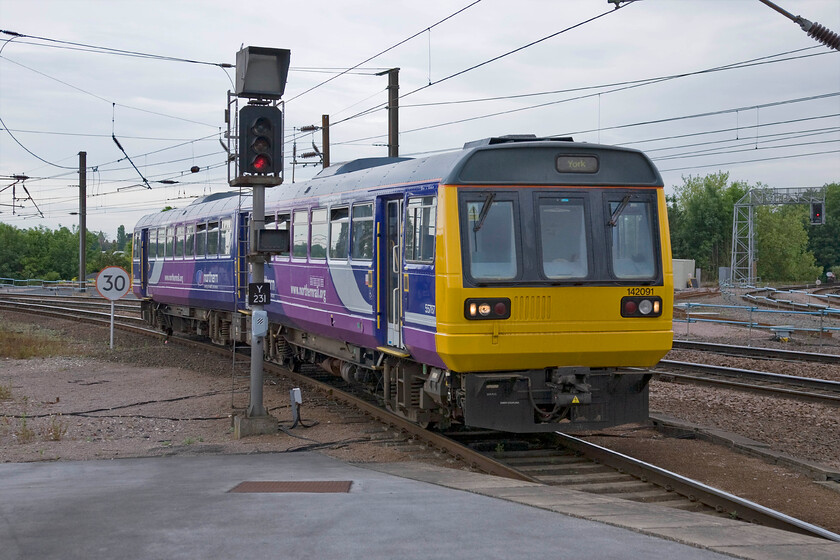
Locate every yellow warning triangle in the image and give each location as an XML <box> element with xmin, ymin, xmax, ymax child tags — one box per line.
<box><xmin>572</xmin><ymin>396</ymin><xmax>580</xmax><ymax>404</ymax></box>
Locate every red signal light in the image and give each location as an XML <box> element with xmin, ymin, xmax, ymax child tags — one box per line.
<box><xmin>253</xmin><ymin>154</ymin><xmax>271</xmax><ymax>172</ymax></box>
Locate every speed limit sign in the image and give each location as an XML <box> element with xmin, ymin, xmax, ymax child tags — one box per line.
<box><xmin>96</xmin><ymin>266</ymin><xmax>131</xmax><ymax>301</ymax></box>
<box><xmin>96</xmin><ymin>266</ymin><xmax>131</xmax><ymax>349</ymax></box>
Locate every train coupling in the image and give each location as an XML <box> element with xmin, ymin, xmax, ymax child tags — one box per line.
<box><xmin>548</xmin><ymin>367</ymin><xmax>592</xmax><ymax>406</ymax></box>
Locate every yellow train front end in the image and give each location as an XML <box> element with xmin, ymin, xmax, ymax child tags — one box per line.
<box><xmin>432</xmin><ymin>139</ymin><xmax>672</xmax><ymax>432</ymax></box>
<box><xmin>435</xmin><ymin>186</ymin><xmax>673</xmax><ymax>372</ymax></box>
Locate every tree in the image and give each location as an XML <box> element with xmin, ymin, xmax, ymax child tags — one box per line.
<box><xmin>807</xmin><ymin>182</ymin><xmax>840</xmax><ymax>276</ymax></box>
<box><xmin>669</xmin><ymin>172</ymin><xmax>749</xmax><ymax>280</ymax></box>
<box><xmin>116</xmin><ymin>225</ymin><xmax>129</xmax><ymax>252</ymax></box>
<box><xmin>756</xmin><ymin>205</ymin><xmax>821</xmax><ymax>282</ymax></box>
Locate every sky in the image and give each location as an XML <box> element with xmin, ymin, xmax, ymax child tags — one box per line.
<box><xmin>1</xmin><ymin>0</ymin><xmax>838</xmax><ymax>240</ymax></box>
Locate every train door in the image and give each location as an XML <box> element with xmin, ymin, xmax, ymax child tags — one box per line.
<box><xmin>133</xmin><ymin>229</ymin><xmax>149</xmax><ymax>298</ymax></box>
<box><xmin>384</xmin><ymin>198</ymin><xmax>404</xmax><ymax>348</ymax></box>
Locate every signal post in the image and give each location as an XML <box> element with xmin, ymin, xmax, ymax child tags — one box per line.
<box><xmin>229</xmin><ymin>47</ymin><xmax>291</xmax><ymax>438</ymax></box>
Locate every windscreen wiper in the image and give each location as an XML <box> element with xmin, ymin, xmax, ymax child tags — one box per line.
<box><xmin>473</xmin><ymin>192</ymin><xmax>496</xmax><ymax>233</ymax></box>
<box><xmin>607</xmin><ymin>194</ymin><xmax>631</xmax><ymax>227</ymax></box>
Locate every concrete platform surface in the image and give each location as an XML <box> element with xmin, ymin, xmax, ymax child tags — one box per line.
<box><xmin>0</xmin><ymin>452</ymin><xmax>833</xmax><ymax>560</ymax></box>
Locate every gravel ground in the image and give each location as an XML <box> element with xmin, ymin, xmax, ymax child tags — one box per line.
<box><xmin>1</xmin><ymin>303</ymin><xmax>839</xmax><ymax>534</ymax></box>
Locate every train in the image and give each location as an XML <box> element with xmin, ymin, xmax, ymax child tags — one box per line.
<box><xmin>132</xmin><ymin>135</ymin><xmax>673</xmax><ymax>433</ymax></box>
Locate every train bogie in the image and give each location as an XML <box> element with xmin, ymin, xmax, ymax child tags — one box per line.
<box><xmin>133</xmin><ymin>136</ymin><xmax>673</xmax><ymax>433</ymax></box>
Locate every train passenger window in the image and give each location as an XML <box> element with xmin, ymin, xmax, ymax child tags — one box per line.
<box><xmin>195</xmin><ymin>223</ymin><xmax>206</xmax><ymax>257</ymax></box>
<box><xmin>350</xmin><ymin>203</ymin><xmax>374</xmax><ymax>260</ymax></box>
<box><xmin>329</xmin><ymin>207</ymin><xmax>349</xmax><ymax>260</ymax></box>
<box><xmin>133</xmin><ymin>232</ymin><xmax>140</xmax><ymax>261</ymax></box>
<box><xmin>147</xmin><ymin>230</ymin><xmax>157</xmax><ymax>260</ymax></box>
<box><xmin>310</xmin><ymin>209</ymin><xmax>328</xmax><ymax>260</ymax></box>
<box><xmin>156</xmin><ymin>227</ymin><xmax>165</xmax><ymax>259</ymax></box>
<box><xmin>464</xmin><ymin>198</ymin><xmax>518</xmax><ymax>280</ymax></box>
<box><xmin>293</xmin><ymin>210</ymin><xmax>308</xmax><ymax>258</ymax></box>
<box><xmin>185</xmin><ymin>224</ymin><xmax>195</xmax><ymax>257</ymax></box>
<box><xmin>207</xmin><ymin>221</ymin><xmax>219</xmax><ymax>256</ymax></box>
<box><xmin>219</xmin><ymin>218</ymin><xmax>232</xmax><ymax>256</ymax></box>
<box><xmin>175</xmin><ymin>225</ymin><xmax>185</xmax><ymax>258</ymax></box>
<box><xmin>276</xmin><ymin>213</ymin><xmax>290</xmax><ymax>257</ymax></box>
<box><xmin>406</xmin><ymin>196</ymin><xmax>436</xmax><ymax>263</ymax></box>
<box><xmin>165</xmin><ymin>226</ymin><xmax>174</xmax><ymax>259</ymax></box>
<box><xmin>538</xmin><ymin>198</ymin><xmax>588</xmax><ymax>279</ymax></box>
<box><xmin>609</xmin><ymin>200</ymin><xmax>656</xmax><ymax>279</ymax></box>
<box><xmin>264</xmin><ymin>213</ymin><xmax>275</xmax><ymax>227</ymax></box>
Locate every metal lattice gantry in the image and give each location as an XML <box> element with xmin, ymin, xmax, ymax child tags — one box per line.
<box><xmin>730</xmin><ymin>186</ymin><xmax>826</xmax><ymax>286</ymax></box>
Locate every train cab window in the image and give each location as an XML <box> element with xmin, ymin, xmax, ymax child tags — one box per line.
<box><xmin>609</xmin><ymin>199</ymin><xmax>656</xmax><ymax>280</ymax></box>
<box><xmin>174</xmin><ymin>225</ymin><xmax>185</xmax><ymax>258</ymax></box>
<box><xmin>329</xmin><ymin>207</ymin><xmax>349</xmax><ymax>260</ymax></box>
<box><xmin>310</xmin><ymin>209</ymin><xmax>328</xmax><ymax>260</ymax></box>
<box><xmin>219</xmin><ymin>218</ymin><xmax>232</xmax><ymax>256</ymax></box>
<box><xmin>406</xmin><ymin>196</ymin><xmax>436</xmax><ymax>263</ymax></box>
<box><xmin>207</xmin><ymin>221</ymin><xmax>219</xmax><ymax>256</ymax></box>
<box><xmin>463</xmin><ymin>196</ymin><xmax>518</xmax><ymax>281</ymax></box>
<box><xmin>195</xmin><ymin>223</ymin><xmax>207</xmax><ymax>257</ymax></box>
<box><xmin>350</xmin><ymin>203</ymin><xmax>374</xmax><ymax>261</ymax></box>
<box><xmin>165</xmin><ymin>226</ymin><xmax>174</xmax><ymax>259</ymax></box>
<box><xmin>293</xmin><ymin>210</ymin><xmax>308</xmax><ymax>259</ymax></box>
<box><xmin>537</xmin><ymin>197</ymin><xmax>588</xmax><ymax>279</ymax></box>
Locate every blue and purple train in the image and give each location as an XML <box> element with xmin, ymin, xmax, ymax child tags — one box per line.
<box><xmin>133</xmin><ymin>136</ymin><xmax>674</xmax><ymax>433</ymax></box>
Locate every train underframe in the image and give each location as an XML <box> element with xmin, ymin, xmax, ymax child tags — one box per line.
<box><xmin>142</xmin><ymin>301</ymin><xmax>652</xmax><ymax>433</ymax></box>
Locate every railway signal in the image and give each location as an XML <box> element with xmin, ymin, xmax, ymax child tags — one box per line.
<box><xmin>239</xmin><ymin>104</ymin><xmax>282</xmax><ymax>176</ymax></box>
<box><xmin>810</xmin><ymin>201</ymin><xmax>824</xmax><ymax>225</ymax></box>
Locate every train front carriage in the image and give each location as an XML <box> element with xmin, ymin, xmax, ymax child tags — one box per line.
<box><xmin>431</xmin><ymin>138</ymin><xmax>673</xmax><ymax>432</ymax></box>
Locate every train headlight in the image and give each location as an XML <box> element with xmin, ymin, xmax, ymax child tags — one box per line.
<box><xmin>620</xmin><ymin>295</ymin><xmax>663</xmax><ymax>318</ymax></box>
<box><xmin>464</xmin><ymin>298</ymin><xmax>511</xmax><ymax>320</ymax></box>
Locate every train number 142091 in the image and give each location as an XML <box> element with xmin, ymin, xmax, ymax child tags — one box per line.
<box><xmin>627</xmin><ymin>287</ymin><xmax>654</xmax><ymax>296</ymax></box>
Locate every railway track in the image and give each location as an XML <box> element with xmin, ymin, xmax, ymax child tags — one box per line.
<box><xmin>654</xmin><ymin>360</ymin><xmax>840</xmax><ymax>406</ymax></box>
<box><xmin>3</xmin><ymin>296</ymin><xmax>839</xmax><ymax>542</ymax></box>
<box><xmin>672</xmin><ymin>340</ymin><xmax>840</xmax><ymax>364</ymax></box>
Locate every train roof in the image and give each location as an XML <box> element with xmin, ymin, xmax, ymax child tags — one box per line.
<box><xmin>135</xmin><ymin>137</ymin><xmax>662</xmax><ymax>228</ymax></box>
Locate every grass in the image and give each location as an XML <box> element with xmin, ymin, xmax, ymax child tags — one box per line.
<box><xmin>0</xmin><ymin>379</ymin><xmax>11</xmax><ymax>400</ymax></box>
<box><xmin>43</xmin><ymin>415</ymin><xmax>68</xmax><ymax>441</ymax></box>
<box><xmin>0</xmin><ymin>324</ymin><xmax>74</xmax><ymax>359</ymax></box>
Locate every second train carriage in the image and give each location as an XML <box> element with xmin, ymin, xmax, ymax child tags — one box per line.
<box><xmin>133</xmin><ymin>136</ymin><xmax>674</xmax><ymax>433</ymax></box>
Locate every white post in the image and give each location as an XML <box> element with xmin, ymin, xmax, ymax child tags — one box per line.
<box><xmin>110</xmin><ymin>301</ymin><xmax>115</xmax><ymax>349</ymax></box>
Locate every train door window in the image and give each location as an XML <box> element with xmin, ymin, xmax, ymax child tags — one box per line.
<box><xmin>207</xmin><ymin>221</ymin><xmax>219</xmax><ymax>256</ymax></box>
<box><xmin>310</xmin><ymin>208</ymin><xmax>328</xmax><ymax>260</ymax></box>
<box><xmin>133</xmin><ymin>232</ymin><xmax>141</xmax><ymax>261</ymax></box>
<box><xmin>462</xmin><ymin>194</ymin><xmax>519</xmax><ymax>281</ymax></box>
<box><xmin>185</xmin><ymin>224</ymin><xmax>195</xmax><ymax>257</ymax></box>
<box><xmin>329</xmin><ymin>207</ymin><xmax>349</xmax><ymax>261</ymax></box>
<box><xmin>219</xmin><ymin>218</ymin><xmax>232</xmax><ymax>256</ymax></box>
<box><xmin>165</xmin><ymin>226</ymin><xmax>174</xmax><ymax>259</ymax></box>
<box><xmin>350</xmin><ymin>203</ymin><xmax>374</xmax><ymax>261</ymax></box>
<box><xmin>276</xmin><ymin>213</ymin><xmax>290</xmax><ymax>258</ymax></box>
<box><xmin>537</xmin><ymin>197</ymin><xmax>588</xmax><ymax>279</ymax></box>
<box><xmin>293</xmin><ymin>210</ymin><xmax>308</xmax><ymax>259</ymax></box>
<box><xmin>608</xmin><ymin>198</ymin><xmax>656</xmax><ymax>280</ymax></box>
<box><xmin>405</xmin><ymin>196</ymin><xmax>436</xmax><ymax>263</ymax></box>
<box><xmin>195</xmin><ymin>223</ymin><xmax>206</xmax><ymax>258</ymax></box>
<box><xmin>174</xmin><ymin>225</ymin><xmax>185</xmax><ymax>258</ymax></box>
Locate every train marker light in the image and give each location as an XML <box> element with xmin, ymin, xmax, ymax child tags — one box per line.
<box><xmin>464</xmin><ymin>298</ymin><xmax>511</xmax><ymax>320</ymax></box>
<box><xmin>621</xmin><ymin>296</ymin><xmax>662</xmax><ymax>318</ymax></box>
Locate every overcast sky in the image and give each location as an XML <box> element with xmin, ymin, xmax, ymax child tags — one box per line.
<box><xmin>1</xmin><ymin>0</ymin><xmax>838</xmax><ymax>239</ymax></box>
